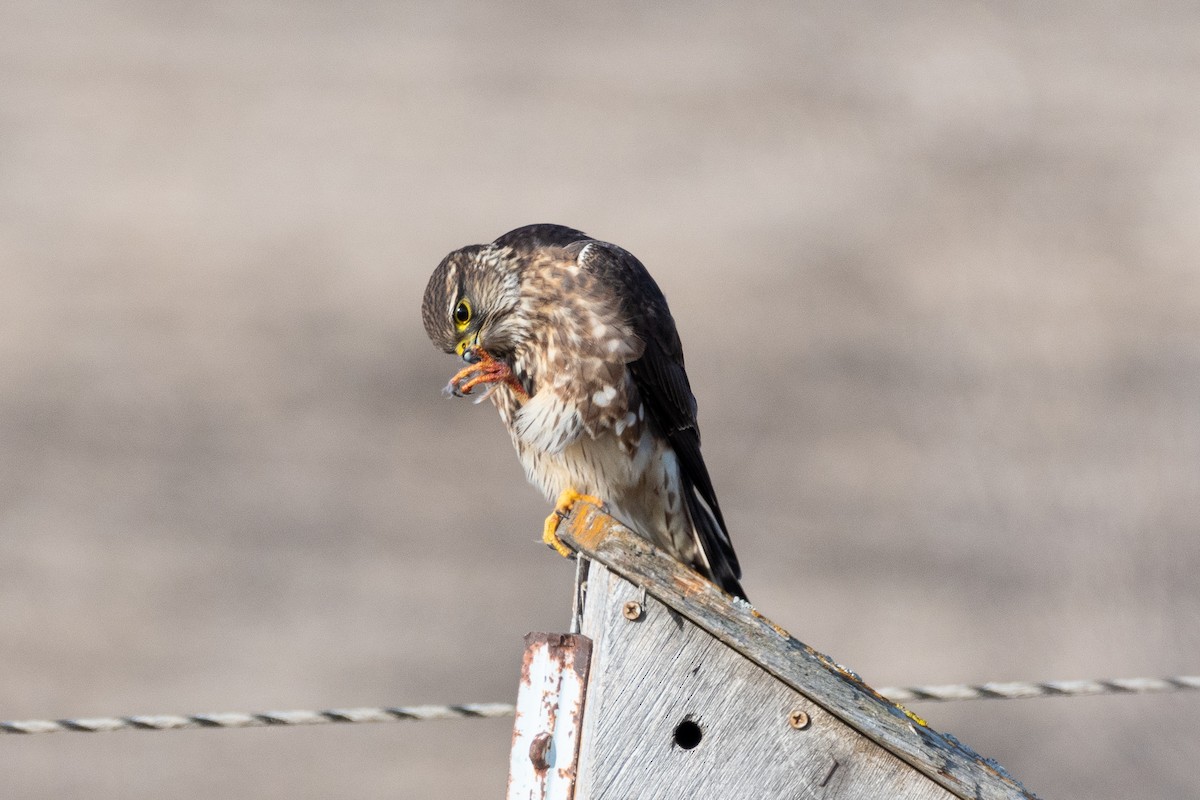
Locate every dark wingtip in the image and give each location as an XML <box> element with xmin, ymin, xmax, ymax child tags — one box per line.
<box><xmin>723</xmin><ymin>575</ymin><xmax>748</xmax><ymax>603</ymax></box>
<box><xmin>682</xmin><ymin>479</ymin><xmax>746</xmax><ymax>601</ymax></box>
<box><xmin>699</xmin><ymin>555</ymin><xmax>746</xmax><ymax>601</ymax></box>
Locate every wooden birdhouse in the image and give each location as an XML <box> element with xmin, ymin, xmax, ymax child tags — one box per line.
<box><xmin>506</xmin><ymin>504</ymin><xmax>1037</xmax><ymax>800</ymax></box>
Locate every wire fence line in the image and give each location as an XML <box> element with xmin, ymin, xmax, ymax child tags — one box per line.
<box><xmin>0</xmin><ymin>703</ymin><xmax>515</xmax><ymax>736</ymax></box>
<box><xmin>3</xmin><ymin>676</ymin><xmax>1195</xmax><ymax>736</ymax></box>
<box><xmin>878</xmin><ymin>675</ymin><xmax>1200</xmax><ymax>703</ymax></box>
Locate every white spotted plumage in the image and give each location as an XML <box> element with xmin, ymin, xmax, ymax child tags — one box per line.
<box><xmin>421</xmin><ymin>224</ymin><xmax>746</xmax><ymax>599</ymax></box>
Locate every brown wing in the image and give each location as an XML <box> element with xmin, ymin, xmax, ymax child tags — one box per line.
<box><xmin>582</xmin><ymin>239</ymin><xmax>746</xmax><ymax>600</ymax></box>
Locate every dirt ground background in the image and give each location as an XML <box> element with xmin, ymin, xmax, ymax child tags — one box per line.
<box><xmin>2</xmin><ymin>2</ymin><xmax>1198</xmax><ymax>798</ymax></box>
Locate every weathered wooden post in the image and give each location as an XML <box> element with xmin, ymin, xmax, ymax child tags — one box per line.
<box><xmin>507</xmin><ymin>503</ymin><xmax>1037</xmax><ymax>800</ymax></box>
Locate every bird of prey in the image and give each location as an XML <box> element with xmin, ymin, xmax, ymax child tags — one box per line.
<box><xmin>421</xmin><ymin>224</ymin><xmax>745</xmax><ymax>600</ymax></box>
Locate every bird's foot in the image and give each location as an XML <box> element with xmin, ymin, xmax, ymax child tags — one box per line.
<box><xmin>445</xmin><ymin>348</ymin><xmax>528</xmax><ymax>401</ymax></box>
<box><xmin>543</xmin><ymin>488</ymin><xmax>604</xmax><ymax>558</ymax></box>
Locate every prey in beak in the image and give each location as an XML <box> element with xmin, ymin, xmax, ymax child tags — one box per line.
<box><xmin>443</xmin><ymin>345</ymin><xmax>529</xmax><ymax>404</ymax></box>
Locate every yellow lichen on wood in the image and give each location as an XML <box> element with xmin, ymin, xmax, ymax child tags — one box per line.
<box><xmin>899</xmin><ymin>705</ymin><xmax>928</xmax><ymax>727</ymax></box>
<box><xmin>566</xmin><ymin>503</ymin><xmax>612</xmax><ymax>550</ymax></box>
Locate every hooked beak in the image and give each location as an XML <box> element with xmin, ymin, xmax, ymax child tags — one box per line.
<box><xmin>455</xmin><ymin>334</ymin><xmax>481</xmax><ymax>362</ymax></box>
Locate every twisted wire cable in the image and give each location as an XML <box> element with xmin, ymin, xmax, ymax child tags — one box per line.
<box><xmin>879</xmin><ymin>675</ymin><xmax>1200</xmax><ymax>704</ymax></box>
<box><xmin>0</xmin><ymin>703</ymin><xmax>515</xmax><ymax>735</ymax></box>
<box><xmin>3</xmin><ymin>676</ymin><xmax>1195</xmax><ymax>735</ymax></box>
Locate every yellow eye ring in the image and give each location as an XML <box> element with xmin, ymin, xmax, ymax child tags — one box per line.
<box><xmin>453</xmin><ymin>299</ymin><xmax>471</xmax><ymax>327</ymax></box>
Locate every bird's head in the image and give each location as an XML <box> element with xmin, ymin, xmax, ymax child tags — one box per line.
<box><xmin>421</xmin><ymin>243</ymin><xmax>526</xmax><ymax>363</ymax></box>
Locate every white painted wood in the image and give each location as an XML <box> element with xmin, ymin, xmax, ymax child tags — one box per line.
<box><xmin>574</xmin><ymin>563</ymin><xmax>957</xmax><ymax>800</ymax></box>
<box><xmin>507</xmin><ymin>633</ymin><xmax>593</xmax><ymax>800</ymax></box>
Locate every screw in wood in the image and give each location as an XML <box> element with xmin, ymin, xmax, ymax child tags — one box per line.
<box><xmin>621</xmin><ymin>600</ymin><xmax>643</xmax><ymax>621</ymax></box>
<box><xmin>788</xmin><ymin>709</ymin><xmax>811</xmax><ymax>730</ymax></box>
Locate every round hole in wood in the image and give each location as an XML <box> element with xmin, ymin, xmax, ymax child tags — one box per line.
<box><xmin>673</xmin><ymin>719</ymin><xmax>702</xmax><ymax>750</ymax></box>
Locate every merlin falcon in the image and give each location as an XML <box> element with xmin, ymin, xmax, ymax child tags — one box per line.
<box><xmin>421</xmin><ymin>224</ymin><xmax>745</xmax><ymax>599</ymax></box>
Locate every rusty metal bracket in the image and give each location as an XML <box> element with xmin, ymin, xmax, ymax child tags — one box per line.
<box><xmin>506</xmin><ymin>633</ymin><xmax>593</xmax><ymax>800</ymax></box>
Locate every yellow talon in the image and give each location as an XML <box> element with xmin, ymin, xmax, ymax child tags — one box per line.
<box><xmin>543</xmin><ymin>488</ymin><xmax>604</xmax><ymax>558</ymax></box>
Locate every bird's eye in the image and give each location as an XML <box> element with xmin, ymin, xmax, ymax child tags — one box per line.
<box><xmin>454</xmin><ymin>299</ymin><xmax>472</xmax><ymax>327</ymax></box>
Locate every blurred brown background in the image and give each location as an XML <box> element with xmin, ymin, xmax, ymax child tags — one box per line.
<box><xmin>2</xmin><ymin>2</ymin><xmax>1198</xmax><ymax>798</ymax></box>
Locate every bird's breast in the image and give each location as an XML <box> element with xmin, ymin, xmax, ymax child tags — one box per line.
<box><xmin>515</xmin><ymin>418</ymin><xmax>655</xmax><ymax>501</ymax></box>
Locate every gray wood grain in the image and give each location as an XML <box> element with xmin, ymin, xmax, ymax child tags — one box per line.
<box><xmin>563</xmin><ymin>504</ymin><xmax>1038</xmax><ymax>800</ymax></box>
<box><xmin>575</xmin><ymin>563</ymin><xmax>958</xmax><ymax>799</ymax></box>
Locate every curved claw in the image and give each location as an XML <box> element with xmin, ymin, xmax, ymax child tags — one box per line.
<box><xmin>542</xmin><ymin>488</ymin><xmax>604</xmax><ymax>558</ymax></box>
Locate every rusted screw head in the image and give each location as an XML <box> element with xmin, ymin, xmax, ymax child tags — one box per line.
<box><xmin>622</xmin><ymin>600</ymin><xmax>643</xmax><ymax>621</ymax></box>
<box><xmin>788</xmin><ymin>709</ymin><xmax>811</xmax><ymax>730</ymax></box>
<box><xmin>529</xmin><ymin>732</ymin><xmax>553</xmax><ymax>770</ymax></box>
